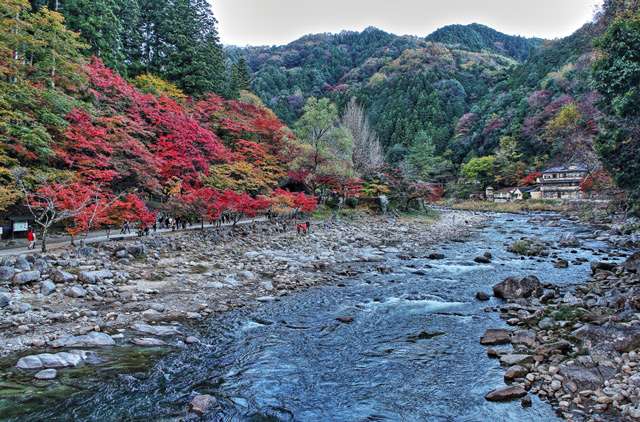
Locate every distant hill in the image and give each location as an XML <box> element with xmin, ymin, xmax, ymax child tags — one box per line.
<box><xmin>425</xmin><ymin>23</ymin><xmax>545</xmax><ymax>62</ymax></box>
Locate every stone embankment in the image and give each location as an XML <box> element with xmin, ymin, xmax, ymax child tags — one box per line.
<box><xmin>482</xmin><ymin>243</ymin><xmax>640</xmax><ymax>421</ymax></box>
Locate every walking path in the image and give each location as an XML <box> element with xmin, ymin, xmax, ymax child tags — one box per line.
<box><xmin>0</xmin><ymin>218</ymin><xmax>264</xmax><ymax>257</ymax></box>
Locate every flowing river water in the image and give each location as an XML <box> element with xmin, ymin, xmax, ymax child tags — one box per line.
<box><xmin>2</xmin><ymin>212</ymin><xmax>625</xmax><ymax>422</ymax></box>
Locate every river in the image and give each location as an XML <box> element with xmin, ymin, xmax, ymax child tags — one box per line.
<box><xmin>2</xmin><ymin>212</ymin><xmax>621</xmax><ymax>421</ymax></box>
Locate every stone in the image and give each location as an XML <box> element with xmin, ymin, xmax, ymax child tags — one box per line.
<box><xmin>500</xmin><ymin>354</ymin><xmax>534</xmax><ymax>366</ymax></box>
<box><xmin>574</xmin><ymin>324</ymin><xmax>640</xmax><ymax>354</ymax></box>
<box><xmin>34</xmin><ymin>369</ymin><xmax>57</xmax><ymax>380</ymax></box>
<box><xmin>189</xmin><ymin>394</ymin><xmax>217</xmax><ymax>417</ymax></box>
<box><xmin>532</xmin><ymin>340</ymin><xmax>571</xmax><ymax>357</ymax></box>
<box><xmin>33</xmin><ymin>259</ymin><xmax>47</xmax><ymax>272</ymax></box>
<box><xmin>41</xmin><ymin>280</ymin><xmax>56</xmax><ymax>296</ymax></box>
<box><xmin>337</xmin><ymin>316</ymin><xmax>354</xmax><ymax>323</ymax></box>
<box><xmin>76</xmin><ymin>246</ymin><xmax>96</xmax><ymax>258</ymax></box>
<box><xmin>185</xmin><ymin>336</ymin><xmax>200</xmax><ymax>344</ymax></box>
<box><xmin>14</xmin><ymin>256</ymin><xmax>31</xmax><ymax>271</ymax></box>
<box><xmin>13</xmin><ymin>270</ymin><xmax>41</xmax><ymax>285</ymax></box>
<box><xmin>427</xmin><ymin>253</ymin><xmax>445</xmax><ymax>260</ymax></box>
<box><xmin>476</xmin><ymin>292</ymin><xmax>490</xmax><ymax>301</ymax></box>
<box><xmin>485</xmin><ymin>386</ymin><xmax>527</xmax><ymax>402</ymax></box>
<box><xmin>504</xmin><ymin>365</ymin><xmax>527</xmax><ymax>380</ymax></box>
<box><xmin>484</xmin><ymin>252</ymin><xmax>493</xmax><ymax>259</ymax></box>
<box><xmin>126</xmin><ymin>244</ymin><xmax>148</xmax><ymax>257</ymax></box>
<box><xmin>0</xmin><ymin>266</ymin><xmax>15</xmax><ymax>281</ymax></box>
<box><xmin>18</xmin><ymin>303</ymin><xmax>31</xmax><ymax>313</ymax></box>
<box><xmin>521</xmin><ymin>395</ymin><xmax>532</xmax><ymax>407</ymax></box>
<box><xmin>50</xmin><ymin>332</ymin><xmax>115</xmax><ymax>348</ymax></box>
<box><xmin>554</xmin><ymin>259</ymin><xmax>569</xmax><ymax>268</ymax></box>
<box><xmin>78</xmin><ymin>270</ymin><xmax>113</xmax><ymax>284</ymax></box>
<box><xmin>474</xmin><ymin>256</ymin><xmax>491</xmax><ymax>264</ymax></box>
<box><xmin>492</xmin><ymin>275</ymin><xmax>542</xmax><ymax>299</ymax></box>
<box><xmin>65</xmin><ymin>285</ymin><xmax>87</xmax><ymax>298</ymax></box>
<box><xmin>623</xmin><ymin>251</ymin><xmax>640</xmax><ymax>273</ymax></box>
<box><xmin>558</xmin><ymin>233</ymin><xmax>580</xmax><ymax>247</ymax></box>
<box><xmin>480</xmin><ymin>329</ymin><xmax>511</xmax><ymax>345</ymax></box>
<box><xmin>590</xmin><ymin>261</ymin><xmax>617</xmax><ymax>274</ymax></box>
<box><xmin>51</xmin><ymin>269</ymin><xmax>75</xmax><ymax>283</ymax></box>
<box><xmin>538</xmin><ymin>317</ymin><xmax>555</xmax><ymax>330</ymax></box>
<box><xmin>16</xmin><ymin>351</ymin><xmax>85</xmax><ymax>369</ymax></box>
<box><xmin>512</xmin><ymin>330</ymin><xmax>537</xmax><ymax>348</ymax></box>
<box><xmin>130</xmin><ymin>337</ymin><xmax>168</xmax><ymax>346</ymax></box>
<box><xmin>131</xmin><ymin>322</ymin><xmax>183</xmax><ymax>336</ymax></box>
<box><xmin>0</xmin><ymin>292</ymin><xmax>10</xmax><ymax>308</ymax></box>
<box><xmin>559</xmin><ymin>365</ymin><xmax>605</xmax><ymax>391</ymax></box>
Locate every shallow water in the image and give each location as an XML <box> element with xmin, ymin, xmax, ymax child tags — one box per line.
<box><xmin>3</xmin><ymin>213</ymin><xmax>625</xmax><ymax>421</ymax></box>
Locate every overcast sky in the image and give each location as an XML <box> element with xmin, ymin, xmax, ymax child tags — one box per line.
<box><xmin>210</xmin><ymin>0</ymin><xmax>603</xmax><ymax>47</ymax></box>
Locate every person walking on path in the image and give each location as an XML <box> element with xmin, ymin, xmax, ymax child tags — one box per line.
<box><xmin>324</xmin><ymin>221</ymin><xmax>328</xmax><ymax>232</ymax></box>
<box><xmin>125</xmin><ymin>220</ymin><xmax>131</xmax><ymax>234</ymax></box>
<box><xmin>27</xmin><ymin>230</ymin><xmax>35</xmax><ymax>250</ymax></box>
<box><xmin>306</xmin><ymin>221</ymin><xmax>311</xmax><ymax>234</ymax></box>
<box><xmin>297</xmin><ymin>223</ymin><xmax>301</xmax><ymax>235</ymax></box>
<box><xmin>302</xmin><ymin>223</ymin><xmax>307</xmax><ymax>235</ymax></box>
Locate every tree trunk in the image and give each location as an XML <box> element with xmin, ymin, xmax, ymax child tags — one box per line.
<box><xmin>40</xmin><ymin>228</ymin><xmax>48</xmax><ymax>253</ymax></box>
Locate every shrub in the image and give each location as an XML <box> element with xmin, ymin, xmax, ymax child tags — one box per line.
<box><xmin>325</xmin><ymin>196</ymin><xmax>340</xmax><ymax>209</ymax></box>
<box><xmin>508</xmin><ymin>239</ymin><xmax>546</xmax><ymax>256</ymax></box>
<box><xmin>345</xmin><ymin>197</ymin><xmax>359</xmax><ymax>208</ymax></box>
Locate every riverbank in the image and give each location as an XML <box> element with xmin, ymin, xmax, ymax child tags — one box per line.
<box><xmin>480</xmin><ymin>237</ymin><xmax>640</xmax><ymax>420</ymax></box>
<box><xmin>0</xmin><ymin>210</ymin><xmax>487</xmax><ymax>357</ymax></box>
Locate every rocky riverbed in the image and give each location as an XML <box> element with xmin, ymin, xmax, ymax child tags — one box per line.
<box><xmin>0</xmin><ymin>212</ymin><xmax>485</xmax><ymax>357</ymax></box>
<box><xmin>481</xmin><ymin>234</ymin><xmax>640</xmax><ymax>421</ymax></box>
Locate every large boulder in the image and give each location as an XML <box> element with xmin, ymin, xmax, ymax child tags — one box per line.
<box><xmin>78</xmin><ymin>270</ymin><xmax>113</xmax><ymax>284</ymax></box>
<box><xmin>0</xmin><ymin>266</ymin><xmax>15</xmax><ymax>281</ymax></box>
<box><xmin>558</xmin><ymin>233</ymin><xmax>580</xmax><ymax>247</ymax></box>
<box><xmin>41</xmin><ymin>280</ymin><xmax>56</xmax><ymax>296</ymax></box>
<box><xmin>485</xmin><ymin>386</ymin><xmax>527</xmax><ymax>402</ymax></box>
<box><xmin>623</xmin><ymin>251</ymin><xmax>640</xmax><ymax>273</ymax></box>
<box><xmin>574</xmin><ymin>324</ymin><xmax>640</xmax><ymax>353</ymax></box>
<box><xmin>532</xmin><ymin>340</ymin><xmax>571</xmax><ymax>357</ymax></box>
<box><xmin>51</xmin><ymin>269</ymin><xmax>75</xmax><ymax>284</ymax></box>
<box><xmin>492</xmin><ymin>275</ymin><xmax>542</xmax><ymax>300</ymax></box>
<box><xmin>50</xmin><ymin>332</ymin><xmax>115</xmax><ymax>348</ymax></box>
<box><xmin>590</xmin><ymin>261</ymin><xmax>617</xmax><ymax>274</ymax></box>
<box><xmin>15</xmin><ymin>351</ymin><xmax>88</xmax><ymax>369</ymax></box>
<box><xmin>13</xmin><ymin>270</ymin><xmax>41</xmax><ymax>285</ymax></box>
<box><xmin>126</xmin><ymin>244</ymin><xmax>148</xmax><ymax>257</ymax></box>
<box><xmin>65</xmin><ymin>284</ymin><xmax>87</xmax><ymax>298</ymax></box>
<box><xmin>14</xmin><ymin>256</ymin><xmax>31</xmax><ymax>271</ymax></box>
<box><xmin>76</xmin><ymin>246</ymin><xmax>96</xmax><ymax>258</ymax></box>
<box><xmin>559</xmin><ymin>365</ymin><xmax>604</xmax><ymax>391</ymax></box>
<box><xmin>480</xmin><ymin>329</ymin><xmax>511</xmax><ymax>345</ymax></box>
<box><xmin>0</xmin><ymin>292</ymin><xmax>10</xmax><ymax>308</ymax></box>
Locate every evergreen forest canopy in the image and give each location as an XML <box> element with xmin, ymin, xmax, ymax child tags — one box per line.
<box><xmin>0</xmin><ymin>0</ymin><xmax>639</xmax><ymax>250</ymax></box>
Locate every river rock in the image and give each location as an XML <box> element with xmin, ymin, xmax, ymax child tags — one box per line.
<box><xmin>50</xmin><ymin>332</ymin><xmax>115</xmax><ymax>348</ymax></box>
<box><xmin>558</xmin><ymin>233</ymin><xmax>580</xmax><ymax>247</ymax></box>
<box><xmin>590</xmin><ymin>261</ymin><xmax>617</xmax><ymax>274</ymax></box>
<box><xmin>33</xmin><ymin>259</ymin><xmax>47</xmax><ymax>272</ymax></box>
<box><xmin>512</xmin><ymin>330</ymin><xmax>537</xmax><ymax>348</ymax></box>
<box><xmin>553</xmin><ymin>259</ymin><xmax>569</xmax><ymax>268</ymax></box>
<box><xmin>41</xmin><ymin>280</ymin><xmax>56</xmax><ymax>296</ymax></box>
<box><xmin>485</xmin><ymin>386</ymin><xmax>527</xmax><ymax>402</ymax></box>
<box><xmin>190</xmin><ymin>394</ymin><xmax>217</xmax><ymax>417</ymax></box>
<box><xmin>76</xmin><ymin>246</ymin><xmax>96</xmax><ymax>258</ymax></box>
<box><xmin>476</xmin><ymin>292</ymin><xmax>490</xmax><ymax>301</ymax></box>
<box><xmin>14</xmin><ymin>256</ymin><xmax>31</xmax><ymax>271</ymax></box>
<box><xmin>474</xmin><ymin>256</ymin><xmax>491</xmax><ymax>264</ymax></box>
<box><xmin>337</xmin><ymin>316</ymin><xmax>354</xmax><ymax>323</ymax></box>
<box><xmin>130</xmin><ymin>337</ymin><xmax>167</xmax><ymax>346</ymax></box>
<box><xmin>131</xmin><ymin>322</ymin><xmax>183</xmax><ymax>336</ymax></box>
<box><xmin>492</xmin><ymin>275</ymin><xmax>542</xmax><ymax>299</ymax></box>
<box><xmin>65</xmin><ymin>285</ymin><xmax>87</xmax><ymax>298</ymax></box>
<box><xmin>34</xmin><ymin>369</ymin><xmax>57</xmax><ymax>380</ymax></box>
<box><xmin>14</xmin><ymin>270</ymin><xmax>41</xmax><ymax>285</ymax></box>
<box><xmin>51</xmin><ymin>269</ymin><xmax>75</xmax><ymax>283</ymax></box>
<box><xmin>126</xmin><ymin>244</ymin><xmax>148</xmax><ymax>257</ymax></box>
<box><xmin>0</xmin><ymin>266</ymin><xmax>15</xmax><ymax>281</ymax></box>
<box><xmin>500</xmin><ymin>353</ymin><xmax>534</xmax><ymax>366</ymax></box>
<box><xmin>480</xmin><ymin>329</ymin><xmax>511</xmax><ymax>345</ymax></box>
<box><xmin>78</xmin><ymin>270</ymin><xmax>113</xmax><ymax>284</ymax></box>
<box><xmin>504</xmin><ymin>365</ymin><xmax>527</xmax><ymax>380</ymax></box>
<box><xmin>428</xmin><ymin>253</ymin><xmax>445</xmax><ymax>260</ymax></box>
<box><xmin>574</xmin><ymin>324</ymin><xmax>640</xmax><ymax>353</ymax></box>
<box><xmin>623</xmin><ymin>251</ymin><xmax>640</xmax><ymax>273</ymax></box>
<box><xmin>559</xmin><ymin>365</ymin><xmax>604</xmax><ymax>390</ymax></box>
<box><xmin>532</xmin><ymin>340</ymin><xmax>571</xmax><ymax>357</ymax></box>
<box><xmin>0</xmin><ymin>292</ymin><xmax>10</xmax><ymax>308</ymax></box>
<box><xmin>16</xmin><ymin>351</ymin><xmax>85</xmax><ymax>369</ymax></box>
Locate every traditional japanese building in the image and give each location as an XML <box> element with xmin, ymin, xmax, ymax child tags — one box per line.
<box><xmin>539</xmin><ymin>164</ymin><xmax>588</xmax><ymax>200</ymax></box>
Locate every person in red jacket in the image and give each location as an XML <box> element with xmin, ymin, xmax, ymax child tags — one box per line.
<box><xmin>27</xmin><ymin>230</ymin><xmax>35</xmax><ymax>250</ymax></box>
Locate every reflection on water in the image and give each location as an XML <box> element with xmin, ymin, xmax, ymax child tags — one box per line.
<box><xmin>4</xmin><ymin>213</ymin><xmax>624</xmax><ymax>421</ymax></box>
